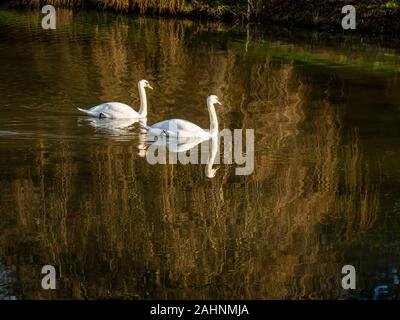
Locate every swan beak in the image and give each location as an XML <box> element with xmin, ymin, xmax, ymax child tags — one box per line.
<box><xmin>216</xmin><ymin>100</ymin><xmax>222</xmax><ymax>105</ymax></box>
<box><xmin>147</xmin><ymin>85</ymin><xmax>154</xmax><ymax>90</ymax></box>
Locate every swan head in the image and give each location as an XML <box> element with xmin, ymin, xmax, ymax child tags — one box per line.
<box><xmin>138</xmin><ymin>79</ymin><xmax>153</xmax><ymax>90</ymax></box>
<box><xmin>208</xmin><ymin>95</ymin><xmax>221</xmax><ymax>106</ymax></box>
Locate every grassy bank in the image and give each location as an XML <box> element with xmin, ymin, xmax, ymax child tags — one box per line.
<box><xmin>253</xmin><ymin>0</ymin><xmax>400</xmax><ymax>33</ymax></box>
<box><xmin>3</xmin><ymin>0</ymin><xmax>248</xmax><ymax>20</ymax></box>
<box><xmin>3</xmin><ymin>0</ymin><xmax>400</xmax><ymax>33</ymax></box>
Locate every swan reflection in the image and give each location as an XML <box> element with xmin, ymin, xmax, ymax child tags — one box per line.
<box><xmin>84</xmin><ymin>117</ymin><xmax>140</xmax><ymax>131</ymax></box>
<box><xmin>78</xmin><ymin>118</ymin><xmax>148</xmax><ymax>143</ymax></box>
<box><xmin>144</xmin><ymin>134</ymin><xmax>219</xmax><ymax>178</ymax></box>
<box><xmin>205</xmin><ymin>135</ymin><xmax>218</xmax><ymax>178</ymax></box>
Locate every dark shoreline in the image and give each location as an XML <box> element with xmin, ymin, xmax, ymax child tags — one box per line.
<box><xmin>3</xmin><ymin>0</ymin><xmax>400</xmax><ymax>34</ymax></box>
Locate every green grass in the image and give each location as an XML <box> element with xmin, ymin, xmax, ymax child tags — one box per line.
<box><xmin>384</xmin><ymin>0</ymin><xmax>399</xmax><ymax>9</ymax></box>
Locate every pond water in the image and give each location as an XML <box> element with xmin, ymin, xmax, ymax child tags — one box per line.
<box><xmin>1</xmin><ymin>8</ymin><xmax>400</xmax><ymax>299</ymax></box>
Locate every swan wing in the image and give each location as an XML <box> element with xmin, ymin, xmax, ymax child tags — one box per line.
<box><xmin>101</xmin><ymin>102</ymin><xmax>140</xmax><ymax>118</ymax></box>
<box><xmin>78</xmin><ymin>102</ymin><xmax>139</xmax><ymax>118</ymax></box>
<box><xmin>149</xmin><ymin>119</ymin><xmax>208</xmax><ymax>137</ymax></box>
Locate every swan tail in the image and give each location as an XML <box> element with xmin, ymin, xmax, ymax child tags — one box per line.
<box><xmin>77</xmin><ymin>108</ymin><xmax>97</xmax><ymax>117</ymax></box>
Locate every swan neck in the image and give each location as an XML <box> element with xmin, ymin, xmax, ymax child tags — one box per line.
<box><xmin>138</xmin><ymin>84</ymin><xmax>147</xmax><ymax>117</ymax></box>
<box><xmin>208</xmin><ymin>101</ymin><xmax>218</xmax><ymax>133</ymax></box>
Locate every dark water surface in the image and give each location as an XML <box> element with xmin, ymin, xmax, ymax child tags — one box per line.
<box><xmin>1</xmin><ymin>9</ymin><xmax>400</xmax><ymax>299</ymax></box>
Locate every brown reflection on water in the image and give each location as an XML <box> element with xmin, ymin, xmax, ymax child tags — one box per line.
<box><xmin>0</xmin><ymin>9</ymin><xmax>393</xmax><ymax>299</ymax></box>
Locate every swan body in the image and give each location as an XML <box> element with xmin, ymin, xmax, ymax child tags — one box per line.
<box><xmin>78</xmin><ymin>80</ymin><xmax>153</xmax><ymax>119</ymax></box>
<box><xmin>78</xmin><ymin>102</ymin><xmax>139</xmax><ymax>118</ymax></box>
<box><xmin>144</xmin><ymin>119</ymin><xmax>210</xmax><ymax>138</ymax></box>
<box><xmin>144</xmin><ymin>95</ymin><xmax>221</xmax><ymax>138</ymax></box>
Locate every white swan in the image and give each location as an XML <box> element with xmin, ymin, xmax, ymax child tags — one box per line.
<box><xmin>144</xmin><ymin>95</ymin><xmax>221</xmax><ymax>138</ymax></box>
<box><xmin>77</xmin><ymin>79</ymin><xmax>153</xmax><ymax>118</ymax></box>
